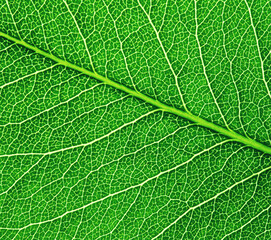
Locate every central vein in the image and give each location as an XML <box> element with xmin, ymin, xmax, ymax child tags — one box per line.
<box><xmin>1</xmin><ymin>31</ymin><xmax>271</xmax><ymax>155</ymax></box>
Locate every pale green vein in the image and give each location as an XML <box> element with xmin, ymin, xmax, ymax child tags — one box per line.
<box><xmin>0</xmin><ymin>64</ymin><xmax>58</xmax><ymax>89</ymax></box>
<box><xmin>0</xmin><ymin>141</ymin><xmax>269</xmax><ymax>231</ymax></box>
<box><xmin>152</xmin><ymin>164</ymin><xmax>271</xmax><ymax>239</ymax></box>
<box><xmin>221</xmin><ymin>205</ymin><xmax>271</xmax><ymax>240</ymax></box>
<box><xmin>3</xmin><ymin>123</ymin><xmax>194</xmax><ymax>201</ymax></box>
<box><xmin>0</xmin><ymin>109</ymin><xmax>157</xmax><ymax>158</ymax></box>
<box><xmin>1</xmin><ymin>31</ymin><xmax>271</xmax><ymax>155</ymax></box>
<box><xmin>244</xmin><ymin>0</ymin><xmax>271</xmax><ymax>99</ymax></box>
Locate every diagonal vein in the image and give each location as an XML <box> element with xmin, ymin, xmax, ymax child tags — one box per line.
<box><xmin>1</xmin><ymin>141</ymin><xmax>270</xmax><ymax>231</ymax></box>
<box><xmin>0</xmin><ymin>140</ymin><xmax>236</xmax><ymax>230</ymax></box>
<box><xmin>152</xmin><ymin>164</ymin><xmax>271</xmax><ymax>239</ymax></box>
<box><xmin>221</xmin><ymin>205</ymin><xmax>271</xmax><ymax>240</ymax></box>
<box><xmin>1</xmin><ymin>31</ymin><xmax>271</xmax><ymax>155</ymax></box>
<box><xmin>0</xmin><ymin>64</ymin><xmax>58</xmax><ymax>89</ymax></box>
<box><xmin>194</xmin><ymin>0</ymin><xmax>229</xmax><ymax>128</ymax></box>
<box><xmin>244</xmin><ymin>0</ymin><xmax>271</xmax><ymax>99</ymax></box>
<box><xmin>62</xmin><ymin>0</ymin><xmax>95</xmax><ymax>72</ymax></box>
<box><xmin>137</xmin><ymin>0</ymin><xmax>188</xmax><ymax>110</ymax></box>
<box><xmin>5</xmin><ymin>0</ymin><xmax>21</xmax><ymax>39</ymax></box>
<box><xmin>0</xmin><ymin>108</ymin><xmax>156</xmax><ymax>158</ymax></box>
<box><xmin>101</xmin><ymin>0</ymin><xmax>138</xmax><ymax>91</ymax></box>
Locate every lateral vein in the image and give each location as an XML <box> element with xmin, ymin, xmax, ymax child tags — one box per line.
<box><xmin>1</xmin><ymin>31</ymin><xmax>271</xmax><ymax>155</ymax></box>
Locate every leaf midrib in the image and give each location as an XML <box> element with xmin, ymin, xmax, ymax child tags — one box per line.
<box><xmin>1</xmin><ymin>31</ymin><xmax>271</xmax><ymax>155</ymax></box>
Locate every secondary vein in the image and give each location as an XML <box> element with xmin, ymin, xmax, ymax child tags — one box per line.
<box><xmin>1</xmin><ymin>31</ymin><xmax>271</xmax><ymax>155</ymax></box>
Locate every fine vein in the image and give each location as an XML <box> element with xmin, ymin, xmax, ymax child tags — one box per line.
<box><xmin>1</xmin><ymin>31</ymin><xmax>271</xmax><ymax>155</ymax></box>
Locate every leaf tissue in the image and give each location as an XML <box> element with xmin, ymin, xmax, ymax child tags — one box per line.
<box><xmin>0</xmin><ymin>0</ymin><xmax>271</xmax><ymax>239</ymax></box>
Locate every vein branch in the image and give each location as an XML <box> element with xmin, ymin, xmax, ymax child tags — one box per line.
<box><xmin>137</xmin><ymin>0</ymin><xmax>188</xmax><ymax>111</ymax></box>
<box><xmin>152</xmin><ymin>164</ymin><xmax>271</xmax><ymax>239</ymax></box>
<box><xmin>1</xmin><ymin>142</ymin><xmax>270</xmax><ymax>231</ymax></box>
<box><xmin>1</xmin><ymin>31</ymin><xmax>271</xmax><ymax>155</ymax></box>
<box><xmin>244</xmin><ymin>0</ymin><xmax>271</xmax><ymax>99</ymax></box>
<box><xmin>62</xmin><ymin>0</ymin><xmax>95</xmax><ymax>72</ymax></box>
<box><xmin>194</xmin><ymin>0</ymin><xmax>229</xmax><ymax>128</ymax></box>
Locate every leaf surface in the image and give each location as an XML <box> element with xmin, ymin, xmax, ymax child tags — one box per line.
<box><xmin>0</xmin><ymin>0</ymin><xmax>271</xmax><ymax>239</ymax></box>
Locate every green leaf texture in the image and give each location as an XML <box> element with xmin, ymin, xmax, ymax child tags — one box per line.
<box><xmin>0</xmin><ymin>0</ymin><xmax>271</xmax><ymax>239</ymax></box>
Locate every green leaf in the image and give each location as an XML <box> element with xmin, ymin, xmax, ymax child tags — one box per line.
<box><xmin>0</xmin><ymin>0</ymin><xmax>270</xmax><ymax>239</ymax></box>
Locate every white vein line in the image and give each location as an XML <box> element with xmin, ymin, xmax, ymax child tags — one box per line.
<box><xmin>194</xmin><ymin>0</ymin><xmax>229</xmax><ymax>128</ymax></box>
<box><xmin>221</xmin><ymin>205</ymin><xmax>271</xmax><ymax>240</ymax></box>
<box><xmin>97</xmin><ymin>187</ymin><xmax>142</xmax><ymax>239</ymax></box>
<box><xmin>0</xmin><ymin>81</ymin><xmax>101</xmax><ymax>127</ymax></box>
<box><xmin>263</xmin><ymin>50</ymin><xmax>271</xmax><ymax>62</ymax></box>
<box><xmin>70</xmin><ymin>153</ymin><xmax>87</xmax><ymax>240</ymax></box>
<box><xmin>0</xmin><ymin>110</ymin><xmax>158</xmax><ymax>158</ymax></box>
<box><xmin>0</xmin><ymin>52</ymin><xmax>35</xmax><ymax>73</ymax></box>
<box><xmin>46</xmin><ymin>94</ymin><xmax>129</xmax><ymax>132</ymax></box>
<box><xmin>71</xmin><ymin>205</ymin><xmax>85</xmax><ymax>240</ymax></box>
<box><xmin>0</xmin><ymin>64</ymin><xmax>58</xmax><ymax>89</ymax></box>
<box><xmin>0</xmin><ymin>155</ymin><xmax>46</xmax><ymax>196</ymax></box>
<box><xmin>9</xmin><ymin>123</ymin><xmax>194</xmax><ymax>203</ymax></box>
<box><xmin>186</xmin><ymin>146</ymin><xmax>245</xmax><ymax>204</ymax></box>
<box><xmin>0</xmin><ymin>139</ymin><xmax>229</xmax><ymax>231</ymax></box>
<box><xmin>130</xmin><ymin>179</ymin><xmax>158</xmax><ymax>240</ymax></box>
<box><xmin>134</xmin><ymin>145</ymin><xmax>241</xmax><ymax>238</ymax></box>
<box><xmin>102</xmin><ymin>0</ymin><xmax>138</xmax><ymax>92</ymax></box>
<box><xmin>62</xmin><ymin>0</ymin><xmax>95</xmax><ymax>72</ymax></box>
<box><xmin>0</xmin><ymin>42</ymin><xmax>16</xmax><ymax>52</ymax></box>
<box><xmin>223</xmin><ymin>171</ymin><xmax>259</xmax><ymax>225</ymax></box>
<box><xmin>244</xmin><ymin>0</ymin><xmax>271</xmax><ymax>99</ymax></box>
<box><xmin>30</xmin><ymin>0</ymin><xmax>50</xmax><ymax>51</ymax></box>
<box><xmin>158</xmin><ymin>0</ymin><xmax>168</xmax><ymax>33</ymax></box>
<box><xmin>0</xmin><ymin>152</ymin><xmax>43</xmax><ymax>157</ymax></box>
<box><xmin>151</xmin><ymin>164</ymin><xmax>271</xmax><ymax>239</ymax></box>
<box><xmin>137</xmin><ymin>0</ymin><xmax>188</xmax><ymax>111</ymax></box>
<box><xmin>5</xmin><ymin>0</ymin><xmax>21</xmax><ymax>39</ymax></box>
<box><xmin>221</xmin><ymin>1</ymin><xmax>248</xmax><ymax>137</ymax></box>
<box><xmin>197</xmin><ymin>1</ymin><xmax>221</xmax><ymax>27</ymax></box>
<box><xmin>180</xmin><ymin>209</ymin><xmax>193</xmax><ymax>240</ymax></box>
<box><xmin>29</xmin><ymin>224</ymin><xmax>40</xmax><ymax>240</ymax></box>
